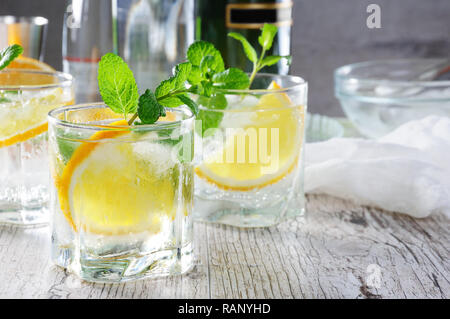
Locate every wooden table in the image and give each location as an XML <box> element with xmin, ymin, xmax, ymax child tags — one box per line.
<box><xmin>0</xmin><ymin>195</ymin><xmax>448</xmax><ymax>299</ymax></box>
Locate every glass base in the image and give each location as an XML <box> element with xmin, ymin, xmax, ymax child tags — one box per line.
<box><xmin>194</xmin><ymin>195</ymin><xmax>305</xmax><ymax>228</ymax></box>
<box><xmin>0</xmin><ymin>206</ymin><xmax>48</xmax><ymax>227</ymax></box>
<box><xmin>58</xmin><ymin>243</ymin><xmax>194</xmax><ymax>283</ymax></box>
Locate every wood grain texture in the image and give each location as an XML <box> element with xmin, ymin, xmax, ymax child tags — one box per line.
<box><xmin>0</xmin><ymin>194</ymin><xmax>448</xmax><ymax>299</ymax></box>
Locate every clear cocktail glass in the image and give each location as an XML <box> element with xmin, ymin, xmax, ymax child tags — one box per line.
<box><xmin>194</xmin><ymin>74</ymin><xmax>307</xmax><ymax>227</ymax></box>
<box><xmin>0</xmin><ymin>69</ymin><xmax>73</xmax><ymax>226</ymax></box>
<box><xmin>48</xmin><ymin>103</ymin><xmax>195</xmax><ymax>282</ymax></box>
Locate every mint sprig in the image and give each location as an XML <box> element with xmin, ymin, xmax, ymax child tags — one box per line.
<box><xmin>96</xmin><ymin>23</ymin><xmax>288</xmax><ymax>129</ymax></box>
<box><xmin>229</xmin><ymin>23</ymin><xmax>291</xmax><ymax>87</ymax></box>
<box><xmin>137</xmin><ymin>90</ymin><xmax>166</xmax><ymax>124</ymax></box>
<box><xmin>98</xmin><ymin>54</ymin><xmax>199</xmax><ymax>125</ymax></box>
<box><xmin>0</xmin><ymin>44</ymin><xmax>23</xmax><ymax>71</ymax></box>
<box><xmin>186</xmin><ymin>40</ymin><xmax>249</xmax><ymax>95</ymax></box>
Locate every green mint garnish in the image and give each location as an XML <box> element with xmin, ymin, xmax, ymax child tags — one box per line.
<box><xmin>187</xmin><ymin>41</ymin><xmax>224</xmax><ymax>73</ymax></box>
<box><xmin>98</xmin><ymin>54</ymin><xmax>199</xmax><ymax>125</ymax></box>
<box><xmin>0</xmin><ymin>44</ymin><xmax>23</xmax><ymax>71</ymax></box>
<box><xmin>229</xmin><ymin>23</ymin><xmax>291</xmax><ymax>86</ymax></box>
<box><xmin>98</xmin><ymin>53</ymin><xmax>139</xmax><ymax>119</ymax></box>
<box><xmin>96</xmin><ymin>23</ymin><xmax>287</xmax><ymax>131</ymax></box>
<box><xmin>212</xmin><ymin>68</ymin><xmax>250</xmax><ymax>90</ymax></box>
<box><xmin>137</xmin><ymin>89</ymin><xmax>166</xmax><ymax>124</ymax></box>
<box><xmin>197</xmin><ymin>94</ymin><xmax>227</xmax><ymax>134</ymax></box>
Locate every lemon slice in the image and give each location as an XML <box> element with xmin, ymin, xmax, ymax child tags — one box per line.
<box><xmin>195</xmin><ymin>81</ymin><xmax>305</xmax><ymax>190</ymax></box>
<box><xmin>0</xmin><ymin>88</ymin><xmax>73</xmax><ymax>148</ymax></box>
<box><xmin>56</xmin><ymin>121</ymin><xmax>177</xmax><ymax>235</ymax></box>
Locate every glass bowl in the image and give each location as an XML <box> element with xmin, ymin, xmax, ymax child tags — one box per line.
<box><xmin>335</xmin><ymin>58</ymin><xmax>450</xmax><ymax>138</ymax></box>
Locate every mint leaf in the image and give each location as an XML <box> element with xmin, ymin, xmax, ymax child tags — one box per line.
<box><xmin>174</xmin><ymin>62</ymin><xmax>192</xmax><ymax>89</ymax></box>
<box><xmin>159</xmin><ymin>95</ymin><xmax>185</xmax><ymax>108</ymax></box>
<box><xmin>187</xmin><ymin>66</ymin><xmax>203</xmax><ymax>85</ymax></box>
<box><xmin>198</xmin><ymin>109</ymin><xmax>223</xmax><ymax>135</ymax></box>
<box><xmin>187</xmin><ymin>41</ymin><xmax>224</xmax><ymax>72</ymax></box>
<box><xmin>200</xmin><ymin>81</ymin><xmax>213</xmax><ymax>97</ymax></box>
<box><xmin>138</xmin><ymin>89</ymin><xmax>166</xmax><ymax>124</ymax></box>
<box><xmin>258</xmin><ymin>24</ymin><xmax>278</xmax><ymax>51</ymax></box>
<box><xmin>259</xmin><ymin>55</ymin><xmax>282</xmax><ymax>69</ymax></box>
<box><xmin>228</xmin><ymin>32</ymin><xmax>257</xmax><ymax>63</ymax></box>
<box><xmin>155</xmin><ymin>62</ymin><xmax>193</xmax><ymax>108</ymax></box>
<box><xmin>155</xmin><ymin>77</ymin><xmax>184</xmax><ymax>107</ymax></box>
<box><xmin>210</xmin><ymin>94</ymin><xmax>227</xmax><ymax>109</ymax></box>
<box><xmin>56</xmin><ymin>137</ymin><xmax>78</xmax><ymax>164</ymax></box>
<box><xmin>212</xmin><ymin>68</ymin><xmax>250</xmax><ymax>90</ymax></box>
<box><xmin>200</xmin><ymin>55</ymin><xmax>222</xmax><ymax>75</ymax></box>
<box><xmin>155</xmin><ymin>77</ymin><xmax>176</xmax><ymax>99</ymax></box>
<box><xmin>177</xmin><ymin>94</ymin><xmax>199</xmax><ymax>116</ymax></box>
<box><xmin>197</xmin><ymin>94</ymin><xmax>227</xmax><ymax>134</ymax></box>
<box><xmin>98</xmin><ymin>53</ymin><xmax>139</xmax><ymax>118</ymax></box>
<box><xmin>0</xmin><ymin>44</ymin><xmax>23</xmax><ymax>71</ymax></box>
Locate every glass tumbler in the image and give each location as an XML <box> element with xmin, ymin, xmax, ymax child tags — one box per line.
<box><xmin>48</xmin><ymin>104</ymin><xmax>195</xmax><ymax>283</ymax></box>
<box><xmin>194</xmin><ymin>74</ymin><xmax>307</xmax><ymax>227</ymax></box>
<box><xmin>0</xmin><ymin>70</ymin><xmax>74</xmax><ymax>226</ymax></box>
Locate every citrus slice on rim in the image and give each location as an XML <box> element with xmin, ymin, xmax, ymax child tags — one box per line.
<box><xmin>7</xmin><ymin>56</ymin><xmax>55</xmax><ymax>72</ymax></box>
<box><xmin>55</xmin><ymin>120</ymin><xmax>178</xmax><ymax>235</ymax></box>
<box><xmin>195</xmin><ymin>81</ymin><xmax>305</xmax><ymax>191</ymax></box>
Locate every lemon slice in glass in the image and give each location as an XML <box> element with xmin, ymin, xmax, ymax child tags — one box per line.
<box><xmin>196</xmin><ymin>81</ymin><xmax>305</xmax><ymax>190</ymax></box>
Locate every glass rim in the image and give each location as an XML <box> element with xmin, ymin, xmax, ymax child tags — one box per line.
<box><xmin>334</xmin><ymin>58</ymin><xmax>450</xmax><ymax>88</ymax></box>
<box><xmin>48</xmin><ymin>103</ymin><xmax>195</xmax><ymax>132</ymax></box>
<box><xmin>217</xmin><ymin>73</ymin><xmax>307</xmax><ymax>94</ymax></box>
<box><xmin>0</xmin><ymin>15</ymin><xmax>48</xmax><ymax>25</ymax></box>
<box><xmin>0</xmin><ymin>69</ymin><xmax>73</xmax><ymax>90</ymax></box>
<box><xmin>197</xmin><ymin>73</ymin><xmax>307</xmax><ymax>113</ymax></box>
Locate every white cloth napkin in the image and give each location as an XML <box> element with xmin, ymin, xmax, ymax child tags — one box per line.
<box><xmin>304</xmin><ymin>116</ymin><xmax>450</xmax><ymax>218</ymax></box>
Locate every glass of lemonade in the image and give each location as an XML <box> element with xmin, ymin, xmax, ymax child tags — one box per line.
<box><xmin>194</xmin><ymin>74</ymin><xmax>307</xmax><ymax>227</ymax></box>
<box><xmin>0</xmin><ymin>69</ymin><xmax>74</xmax><ymax>226</ymax></box>
<box><xmin>48</xmin><ymin>103</ymin><xmax>195</xmax><ymax>283</ymax></box>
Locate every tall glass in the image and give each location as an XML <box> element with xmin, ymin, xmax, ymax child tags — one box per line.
<box><xmin>0</xmin><ymin>70</ymin><xmax>74</xmax><ymax>226</ymax></box>
<box><xmin>48</xmin><ymin>104</ymin><xmax>195</xmax><ymax>283</ymax></box>
<box><xmin>194</xmin><ymin>74</ymin><xmax>307</xmax><ymax>227</ymax></box>
<box><xmin>118</xmin><ymin>0</ymin><xmax>194</xmax><ymax>90</ymax></box>
<box><xmin>62</xmin><ymin>0</ymin><xmax>114</xmax><ymax>103</ymax></box>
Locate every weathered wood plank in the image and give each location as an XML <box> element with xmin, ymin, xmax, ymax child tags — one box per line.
<box><xmin>205</xmin><ymin>195</ymin><xmax>449</xmax><ymax>299</ymax></box>
<box><xmin>0</xmin><ymin>195</ymin><xmax>448</xmax><ymax>299</ymax></box>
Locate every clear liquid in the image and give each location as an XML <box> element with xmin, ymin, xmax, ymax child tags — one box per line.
<box><xmin>49</xmin><ymin>126</ymin><xmax>194</xmax><ymax>282</ymax></box>
<box><xmin>0</xmin><ymin>133</ymin><xmax>49</xmax><ymax>226</ymax></box>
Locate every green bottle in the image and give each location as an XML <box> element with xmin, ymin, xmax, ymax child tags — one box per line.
<box><xmin>195</xmin><ymin>0</ymin><xmax>293</xmax><ymax>75</ymax></box>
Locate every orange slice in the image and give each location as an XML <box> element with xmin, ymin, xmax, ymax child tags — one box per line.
<box><xmin>0</xmin><ymin>87</ymin><xmax>73</xmax><ymax>148</ymax></box>
<box><xmin>7</xmin><ymin>56</ymin><xmax>55</xmax><ymax>71</ymax></box>
<box><xmin>0</xmin><ymin>122</ymin><xmax>48</xmax><ymax>148</ymax></box>
<box><xmin>55</xmin><ymin>120</ymin><xmax>130</xmax><ymax>231</ymax></box>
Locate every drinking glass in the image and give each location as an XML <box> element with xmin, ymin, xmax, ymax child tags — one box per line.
<box><xmin>0</xmin><ymin>70</ymin><xmax>74</xmax><ymax>226</ymax></box>
<box><xmin>194</xmin><ymin>74</ymin><xmax>307</xmax><ymax>227</ymax></box>
<box><xmin>48</xmin><ymin>104</ymin><xmax>195</xmax><ymax>283</ymax></box>
<box><xmin>0</xmin><ymin>16</ymin><xmax>48</xmax><ymax>60</ymax></box>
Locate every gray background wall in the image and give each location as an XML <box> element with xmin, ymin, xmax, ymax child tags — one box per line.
<box><xmin>1</xmin><ymin>0</ymin><xmax>449</xmax><ymax>116</ymax></box>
